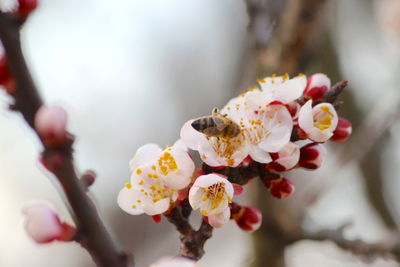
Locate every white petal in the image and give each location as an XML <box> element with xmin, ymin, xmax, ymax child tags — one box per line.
<box><xmin>129</xmin><ymin>144</ymin><xmax>162</xmax><ymax>171</ymax></box>
<box><xmin>192</xmin><ymin>174</ymin><xmax>227</xmax><ymax>188</ymax></box>
<box><xmin>117</xmin><ymin>187</ymin><xmax>145</xmax><ymax>215</ymax></box>
<box><xmin>142</xmin><ymin>198</ymin><xmax>170</xmax><ymax>216</ymax></box>
<box><xmin>274</xmin><ymin>75</ymin><xmax>307</xmax><ymax>103</ymax></box>
<box><xmin>298</xmin><ymin>100</ymin><xmax>314</xmax><ymax>133</ymax></box>
<box><xmin>248</xmin><ymin>145</ymin><xmax>272</xmax><ymax>163</ymax></box>
<box><xmin>173</xmin><ymin>139</ymin><xmax>189</xmax><ymax>152</ymax></box>
<box><xmin>180</xmin><ymin>120</ymin><xmax>207</xmax><ymax>150</ymax></box>
<box><xmin>258</xmin><ymin>125</ymin><xmax>292</xmax><ymax>152</ymax></box>
<box><xmin>208</xmin><ymin>208</ymin><xmax>231</xmax><ymax>228</ymax></box>
<box><xmin>188</xmin><ymin>186</ymin><xmax>203</xmax><ymax>210</ymax></box>
<box><xmin>150</xmin><ymin>256</ymin><xmax>197</xmax><ymax>267</ymax></box>
<box><xmin>162</xmin><ymin>147</ymin><xmax>194</xmax><ymax>190</ymax></box>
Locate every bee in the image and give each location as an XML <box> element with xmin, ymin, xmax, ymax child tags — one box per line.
<box><xmin>191</xmin><ymin>108</ymin><xmax>241</xmax><ymax>139</ymax></box>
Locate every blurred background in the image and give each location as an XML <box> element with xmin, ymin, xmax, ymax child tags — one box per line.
<box><xmin>0</xmin><ymin>0</ymin><xmax>400</xmax><ymax>266</ymax></box>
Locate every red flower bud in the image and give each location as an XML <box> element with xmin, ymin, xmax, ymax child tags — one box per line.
<box><xmin>265</xmin><ymin>177</ymin><xmax>294</xmax><ymax>199</ymax></box>
<box><xmin>151</xmin><ymin>215</ymin><xmax>162</xmax><ymax>224</ymax></box>
<box><xmin>331</xmin><ymin>117</ymin><xmax>352</xmax><ymax>142</ymax></box>
<box><xmin>299</xmin><ymin>143</ymin><xmax>326</xmax><ymax>169</ymax></box>
<box><xmin>17</xmin><ymin>0</ymin><xmax>38</xmax><ymax>17</ymax></box>
<box><xmin>232</xmin><ymin>205</ymin><xmax>262</xmax><ymax>232</ymax></box>
<box><xmin>304</xmin><ymin>73</ymin><xmax>331</xmax><ymax>101</ymax></box>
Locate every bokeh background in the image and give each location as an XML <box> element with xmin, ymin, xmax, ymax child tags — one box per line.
<box><xmin>0</xmin><ymin>0</ymin><xmax>400</xmax><ymax>266</ymax></box>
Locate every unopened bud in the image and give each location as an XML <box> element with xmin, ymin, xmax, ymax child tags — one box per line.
<box><xmin>151</xmin><ymin>215</ymin><xmax>162</xmax><ymax>224</ymax></box>
<box><xmin>304</xmin><ymin>73</ymin><xmax>331</xmax><ymax>101</ymax></box>
<box><xmin>265</xmin><ymin>177</ymin><xmax>294</xmax><ymax>199</ymax></box>
<box><xmin>34</xmin><ymin>105</ymin><xmax>68</xmax><ymax>147</ymax></box>
<box><xmin>331</xmin><ymin>117</ymin><xmax>352</xmax><ymax>142</ymax></box>
<box><xmin>17</xmin><ymin>0</ymin><xmax>38</xmax><ymax>17</ymax></box>
<box><xmin>299</xmin><ymin>143</ymin><xmax>326</xmax><ymax>169</ymax></box>
<box><xmin>266</xmin><ymin>142</ymin><xmax>300</xmax><ymax>172</ymax></box>
<box><xmin>81</xmin><ymin>170</ymin><xmax>96</xmax><ymax>188</ymax></box>
<box><xmin>232</xmin><ymin>205</ymin><xmax>262</xmax><ymax>232</ymax></box>
<box><xmin>23</xmin><ymin>202</ymin><xmax>76</xmax><ymax>244</ymax></box>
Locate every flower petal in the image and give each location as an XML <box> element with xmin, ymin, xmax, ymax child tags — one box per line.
<box><xmin>129</xmin><ymin>144</ymin><xmax>162</xmax><ymax>171</ymax></box>
<box><xmin>117</xmin><ymin>187</ymin><xmax>145</xmax><ymax>215</ymax></box>
<box><xmin>208</xmin><ymin>208</ymin><xmax>231</xmax><ymax>228</ymax></box>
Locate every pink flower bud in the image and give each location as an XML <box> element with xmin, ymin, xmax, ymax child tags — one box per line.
<box><xmin>286</xmin><ymin>101</ymin><xmax>301</xmax><ymax>119</ymax></box>
<box><xmin>304</xmin><ymin>73</ymin><xmax>331</xmax><ymax>101</ymax></box>
<box><xmin>331</xmin><ymin>117</ymin><xmax>352</xmax><ymax>142</ymax></box>
<box><xmin>23</xmin><ymin>202</ymin><xmax>76</xmax><ymax>244</ymax></box>
<box><xmin>299</xmin><ymin>143</ymin><xmax>326</xmax><ymax>169</ymax></box>
<box><xmin>34</xmin><ymin>105</ymin><xmax>68</xmax><ymax>147</ymax></box>
<box><xmin>265</xmin><ymin>177</ymin><xmax>294</xmax><ymax>199</ymax></box>
<box><xmin>232</xmin><ymin>205</ymin><xmax>262</xmax><ymax>232</ymax></box>
<box><xmin>0</xmin><ymin>54</ymin><xmax>10</xmax><ymax>85</ymax></box>
<box><xmin>266</xmin><ymin>142</ymin><xmax>300</xmax><ymax>172</ymax></box>
<box><xmin>17</xmin><ymin>0</ymin><xmax>38</xmax><ymax>17</ymax></box>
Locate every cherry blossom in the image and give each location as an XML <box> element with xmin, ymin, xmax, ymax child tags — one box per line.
<box><xmin>331</xmin><ymin>117</ymin><xmax>352</xmax><ymax>142</ymax></box>
<box><xmin>299</xmin><ymin>142</ymin><xmax>327</xmax><ymax>170</ymax></box>
<box><xmin>298</xmin><ymin>100</ymin><xmax>338</xmax><ymax>142</ymax></box>
<box><xmin>189</xmin><ymin>174</ymin><xmax>234</xmax><ymax>228</ymax></box>
<box><xmin>232</xmin><ymin>205</ymin><xmax>262</xmax><ymax>232</ymax></box>
<box><xmin>118</xmin><ymin>143</ymin><xmax>195</xmax><ymax>216</ymax></box>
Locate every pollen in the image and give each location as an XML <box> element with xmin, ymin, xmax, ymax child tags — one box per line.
<box><xmin>151</xmin><ymin>165</ymin><xmax>156</xmax><ymax>170</ymax></box>
<box><xmin>132</xmin><ymin>205</ymin><xmax>137</xmax><ymax>209</ymax></box>
<box><xmin>158</xmin><ymin>152</ymin><xmax>178</xmax><ymax>176</ymax></box>
<box><xmin>136</xmin><ymin>169</ymin><xmax>142</xmax><ymax>175</ymax></box>
<box><xmin>138</xmin><ymin>180</ymin><xmax>144</xmax><ymax>185</ymax></box>
<box><xmin>125</xmin><ymin>183</ymin><xmax>132</xmax><ymax>189</ymax></box>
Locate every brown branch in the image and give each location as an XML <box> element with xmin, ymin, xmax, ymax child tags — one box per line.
<box><xmin>291</xmin><ymin>226</ymin><xmax>400</xmax><ymax>263</ymax></box>
<box><xmin>0</xmin><ymin>11</ymin><xmax>130</xmax><ymax>267</ymax></box>
<box><xmin>165</xmin><ymin>207</ymin><xmax>213</xmax><ymax>260</ymax></box>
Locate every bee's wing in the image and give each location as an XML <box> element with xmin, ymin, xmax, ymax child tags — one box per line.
<box><xmin>212</xmin><ymin>117</ymin><xmax>228</xmax><ymax>131</ymax></box>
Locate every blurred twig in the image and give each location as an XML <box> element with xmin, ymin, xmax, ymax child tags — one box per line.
<box><xmin>0</xmin><ymin>11</ymin><xmax>130</xmax><ymax>267</ymax></box>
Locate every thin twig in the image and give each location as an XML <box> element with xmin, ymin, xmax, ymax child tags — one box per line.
<box><xmin>0</xmin><ymin>11</ymin><xmax>130</xmax><ymax>267</ymax></box>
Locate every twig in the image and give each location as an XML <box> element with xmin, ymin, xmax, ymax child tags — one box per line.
<box><xmin>292</xmin><ymin>226</ymin><xmax>400</xmax><ymax>262</ymax></box>
<box><xmin>0</xmin><ymin>11</ymin><xmax>130</xmax><ymax>267</ymax></box>
<box><xmin>165</xmin><ymin>207</ymin><xmax>213</xmax><ymax>260</ymax></box>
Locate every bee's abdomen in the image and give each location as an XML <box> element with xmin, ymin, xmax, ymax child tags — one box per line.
<box><xmin>192</xmin><ymin>118</ymin><xmax>219</xmax><ymax>136</ymax></box>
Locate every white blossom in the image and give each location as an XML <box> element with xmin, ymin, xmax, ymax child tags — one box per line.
<box><xmin>189</xmin><ymin>174</ymin><xmax>234</xmax><ymax>228</ymax></box>
<box><xmin>298</xmin><ymin>100</ymin><xmax>338</xmax><ymax>142</ymax></box>
<box><xmin>118</xmin><ymin>143</ymin><xmax>195</xmax><ymax>216</ymax></box>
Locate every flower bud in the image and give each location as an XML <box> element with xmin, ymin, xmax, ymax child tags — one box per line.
<box><xmin>299</xmin><ymin>143</ymin><xmax>326</xmax><ymax>169</ymax></box>
<box><xmin>34</xmin><ymin>105</ymin><xmax>68</xmax><ymax>147</ymax></box>
<box><xmin>331</xmin><ymin>117</ymin><xmax>352</xmax><ymax>142</ymax></box>
<box><xmin>0</xmin><ymin>53</ymin><xmax>10</xmax><ymax>85</ymax></box>
<box><xmin>232</xmin><ymin>205</ymin><xmax>262</xmax><ymax>232</ymax></box>
<box><xmin>151</xmin><ymin>215</ymin><xmax>162</xmax><ymax>224</ymax></box>
<box><xmin>304</xmin><ymin>73</ymin><xmax>331</xmax><ymax>101</ymax></box>
<box><xmin>265</xmin><ymin>177</ymin><xmax>294</xmax><ymax>199</ymax></box>
<box><xmin>266</xmin><ymin>142</ymin><xmax>300</xmax><ymax>172</ymax></box>
<box><xmin>17</xmin><ymin>0</ymin><xmax>38</xmax><ymax>17</ymax></box>
<box><xmin>22</xmin><ymin>202</ymin><xmax>76</xmax><ymax>244</ymax></box>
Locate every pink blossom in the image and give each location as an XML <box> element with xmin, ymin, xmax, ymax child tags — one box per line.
<box><xmin>34</xmin><ymin>105</ymin><xmax>68</xmax><ymax>146</ymax></box>
<box><xmin>22</xmin><ymin>202</ymin><xmax>75</xmax><ymax>244</ymax></box>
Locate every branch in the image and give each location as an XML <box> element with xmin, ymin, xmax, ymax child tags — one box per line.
<box><xmin>0</xmin><ymin>11</ymin><xmax>130</xmax><ymax>267</ymax></box>
<box><xmin>292</xmin><ymin>226</ymin><xmax>400</xmax><ymax>262</ymax></box>
<box><xmin>165</xmin><ymin>207</ymin><xmax>213</xmax><ymax>260</ymax></box>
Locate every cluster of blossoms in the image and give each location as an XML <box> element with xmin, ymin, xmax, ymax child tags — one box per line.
<box><xmin>117</xmin><ymin>73</ymin><xmax>352</xmax><ymax>231</ymax></box>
